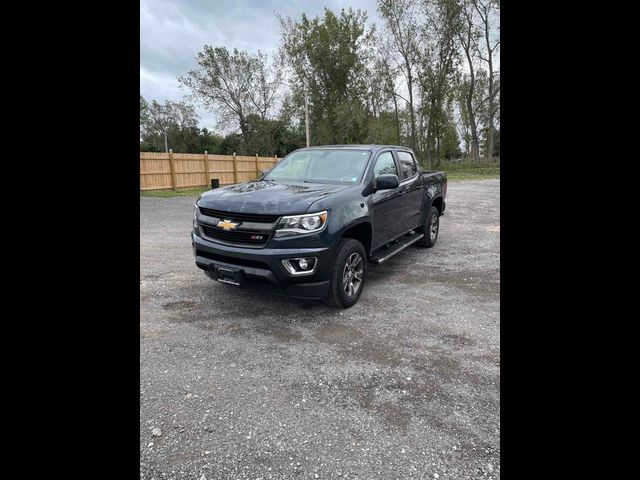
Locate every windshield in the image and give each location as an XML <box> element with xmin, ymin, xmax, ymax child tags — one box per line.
<box><xmin>264</xmin><ymin>149</ymin><xmax>371</xmax><ymax>184</ymax></box>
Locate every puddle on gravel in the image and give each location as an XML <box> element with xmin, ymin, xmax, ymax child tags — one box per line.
<box><xmin>314</xmin><ymin>323</ymin><xmax>361</xmax><ymax>344</ymax></box>
<box><xmin>160</xmin><ymin>294</ymin><xmax>304</xmax><ymax>343</ymax></box>
<box><xmin>439</xmin><ymin>332</ymin><xmax>476</xmax><ymax>349</ymax></box>
<box><xmin>376</xmin><ymin>401</ymin><xmax>411</xmax><ymax>432</ymax></box>
<box><xmin>314</xmin><ymin>323</ymin><xmax>403</xmax><ymax>367</ymax></box>
<box><xmin>412</xmin><ymin>348</ymin><xmax>462</xmax><ymax>375</ymax></box>
<box><xmin>140</xmin><ymin>328</ymin><xmax>171</xmax><ymax>339</ymax></box>
<box><xmin>255</xmin><ymin>322</ymin><xmax>303</xmax><ymax>342</ymax></box>
<box><xmin>162</xmin><ymin>300</ymin><xmax>198</xmax><ymax>312</ymax></box>
<box><xmin>399</xmin><ymin>270</ymin><xmax>499</xmax><ymax>297</ymax></box>
<box><xmin>213</xmin><ymin>322</ymin><xmax>249</xmax><ymax>336</ymax></box>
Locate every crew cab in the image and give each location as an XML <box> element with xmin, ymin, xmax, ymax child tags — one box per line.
<box><xmin>192</xmin><ymin>145</ymin><xmax>447</xmax><ymax>308</ymax></box>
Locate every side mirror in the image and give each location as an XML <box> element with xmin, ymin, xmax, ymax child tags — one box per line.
<box><xmin>375</xmin><ymin>174</ymin><xmax>399</xmax><ymax>190</ymax></box>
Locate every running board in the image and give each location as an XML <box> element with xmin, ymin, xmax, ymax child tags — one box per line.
<box><xmin>369</xmin><ymin>233</ymin><xmax>424</xmax><ymax>264</ymax></box>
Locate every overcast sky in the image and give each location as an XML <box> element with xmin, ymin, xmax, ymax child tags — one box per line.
<box><xmin>140</xmin><ymin>0</ymin><xmax>382</xmax><ymax>129</ymax></box>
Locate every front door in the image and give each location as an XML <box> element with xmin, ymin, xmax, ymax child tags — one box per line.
<box><xmin>371</xmin><ymin>150</ymin><xmax>406</xmax><ymax>248</ymax></box>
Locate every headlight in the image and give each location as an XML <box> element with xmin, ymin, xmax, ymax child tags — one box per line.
<box><xmin>193</xmin><ymin>202</ymin><xmax>199</xmax><ymax>229</ymax></box>
<box><xmin>275</xmin><ymin>211</ymin><xmax>328</xmax><ymax>237</ymax></box>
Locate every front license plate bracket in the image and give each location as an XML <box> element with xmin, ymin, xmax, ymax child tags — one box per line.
<box><xmin>213</xmin><ymin>265</ymin><xmax>242</xmax><ymax>286</ymax></box>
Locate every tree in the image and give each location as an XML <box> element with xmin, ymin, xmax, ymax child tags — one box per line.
<box><xmin>179</xmin><ymin>47</ymin><xmax>280</xmax><ymax>142</ymax></box>
<box><xmin>473</xmin><ymin>0</ymin><xmax>500</xmax><ymax>163</ymax></box>
<box><xmin>160</xmin><ymin>2</ymin><xmax>500</xmax><ymax>161</ymax></box>
<box><xmin>417</xmin><ymin>0</ymin><xmax>460</xmax><ymax>167</ymax></box>
<box><xmin>378</xmin><ymin>0</ymin><xmax>421</xmax><ymax>153</ymax></box>
<box><xmin>457</xmin><ymin>69</ymin><xmax>489</xmax><ymax>161</ymax></box>
<box><xmin>440</xmin><ymin>103</ymin><xmax>462</xmax><ymax>160</ymax></box>
<box><xmin>362</xmin><ymin>56</ymin><xmax>402</xmax><ymax>145</ymax></box>
<box><xmin>241</xmin><ymin>114</ymin><xmax>306</xmax><ymax>157</ymax></box>
<box><xmin>492</xmin><ymin>128</ymin><xmax>499</xmax><ymax>158</ymax></box>
<box><xmin>140</xmin><ymin>95</ymin><xmax>150</xmax><ymax>140</ymax></box>
<box><xmin>455</xmin><ymin>82</ymin><xmax>471</xmax><ymax>158</ymax></box>
<box><xmin>141</xmin><ymin>100</ymin><xmax>199</xmax><ymax>152</ymax></box>
<box><xmin>279</xmin><ymin>8</ymin><xmax>375</xmax><ymax>145</ymax></box>
<box><xmin>455</xmin><ymin>0</ymin><xmax>482</xmax><ymax>163</ymax></box>
<box><xmin>194</xmin><ymin>128</ymin><xmax>224</xmax><ymax>154</ymax></box>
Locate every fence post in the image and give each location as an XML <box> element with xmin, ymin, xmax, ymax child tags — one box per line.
<box><xmin>203</xmin><ymin>150</ymin><xmax>210</xmax><ymax>187</ymax></box>
<box><xmin>255</xmin><ymin>154</ymin><xmax>260</xmax><ymax>179</ymax></box>
<box><xmin>168</xmin><ymin>149</ymin><xmax>177</xmax><ymax>191</ymax></box>
<box><xmin>232</xmin><ymin>152</ymin><xmax>238</xmax><ymax>184</ymax></box>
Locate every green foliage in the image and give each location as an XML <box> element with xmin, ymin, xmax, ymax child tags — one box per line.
<box><xmin>140</xmin><ymin>95</ymin><xmax>149</xmax><ymax>139</ymax></box>
<box><xmin>440</xmin><ymin>109</ymin><xmax>462</xmax><ymax>160</ymax></box>
<box><xmin>416</xmin><ymin>0</ymin><xmax>461</xmax><ymax>166</ymax></box>
<box><xmin>366</xmin><ymin>111</ymin><xmax>401</xmax><ymax>145</ymax></box>
<box><xmin>438</xmin><ymin>160</ymin><xmax>500</xmax><ymax>181</ymax></box>
<box><xmin>219</xmin><ymin>133</ymin><xmax>242</xmax><ymax>155</ymax></box>
<box><xmin>194</xmin><ymin>128</ymin><xmax>223</xmax><ymax>154</ymax></box>
<box><xmin>140</xmin><ymin>99</ymin><xmax>200</xmax><ymax>152</ymax></box>
<box><xmin>139</xmin><ymin>96</ymin><xmax>227</xmax><ymax>154</ymax></box>
<box><xmin>241</xmin><ymin>114</ymin><xmax>305</xmax><ymax>157</ymax></box>
<box><xmin>140</xmin><ymin>2</ymin><xmax>499</xmax><ymax>161</ymax></box>
<box><xmin>139</xmin><ymin>128</ymin><xmax>220</xmax><ymax>154</ymax></box>
<box><xmin>483</xmin><ymin>128</ymin><xmax>499</xmax><ymax>157</ymax></box>
<box><xmin>279</xmin><ymin>8</ymin><xmax>375</xmax><ymax>145</ymax></box>
<box><xmin>179</xmin><ymin>46</ymin><xmax>279</xmax><ymax>140</ymax></box>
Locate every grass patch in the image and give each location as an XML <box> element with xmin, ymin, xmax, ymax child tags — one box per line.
<box><xmin>140</xmin><ymin>187</ymin><xmax>210</xmax><ymax>198</ymax></box>
<box><xmin>435</xmin><ymin>161</ymin><xmax>500</xmax><ymax>181</ymax></box>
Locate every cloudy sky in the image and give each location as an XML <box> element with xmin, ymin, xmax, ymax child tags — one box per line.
<box><xmin>140</xmin><ymin>0</ymin><xmax>382</xmax><ymax>129</ymax></box>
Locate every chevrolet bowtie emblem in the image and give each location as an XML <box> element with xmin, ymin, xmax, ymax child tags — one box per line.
<box><xmin>217</xmin><ymin>219</ymin><xmax>239</xmax><ymax>231</ymax></box>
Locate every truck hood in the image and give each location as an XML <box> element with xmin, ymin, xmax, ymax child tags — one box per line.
<box><xmin>198</xmin><ymin>180</ymin><xmax>352</xmax><ymax>215</ymax></box>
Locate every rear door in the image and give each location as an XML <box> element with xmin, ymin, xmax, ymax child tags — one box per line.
<box><xmin>395</xmin><ymin>150</ymin><xmax>423</xmax><ymax>230</ymax></box>
<box><xmin>371</xmin><ymin>149</ymin><xmax>406</xmax><ymax>247</ymax></box>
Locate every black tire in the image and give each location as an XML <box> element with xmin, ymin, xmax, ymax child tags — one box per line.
<box><xmin>416</xmin><ymin>206</ymin><xmax>440</xmax><ymax>248</ymax></box>
<box><xmin>324</xmin><ymin>239</ymin><xmax>367</xmax><ymax>309</ymax></box>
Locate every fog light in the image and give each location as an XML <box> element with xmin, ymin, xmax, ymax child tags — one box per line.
<box><xmin>282</xmin><ymin>257</ymin><xmax>318</xmax><ymax>275</ymax></box>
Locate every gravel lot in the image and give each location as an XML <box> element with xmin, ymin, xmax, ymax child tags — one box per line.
<box><xmin>140</xmin><ymin>179</ymin><xmax>500</xmax><ymax>479</ymax></box>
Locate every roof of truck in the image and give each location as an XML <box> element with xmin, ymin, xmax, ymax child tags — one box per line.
<box><xmin>298</xmin><ymin>144</ymin><xmax>413</xmax><ymax>152</ymax></box>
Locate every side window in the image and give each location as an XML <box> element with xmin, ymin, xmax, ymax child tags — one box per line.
<box><xmin>373</xmin><ymin>151</ymin><xmax>398</xmax><ymax>177</ymax></box>
<box><xmin>397</xmin><ymin>151</ymin><xmax>418</xmax><ymax>179</ymax></box>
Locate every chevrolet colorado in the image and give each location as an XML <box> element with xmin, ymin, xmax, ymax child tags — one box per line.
<box><xmin>192</xmin><ymin>145</ymin><xmax>447</xmax><ymax>308</ymax></box>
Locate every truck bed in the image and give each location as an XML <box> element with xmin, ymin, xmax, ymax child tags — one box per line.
<box><xmin>421</xmin><ymin>170</ymin><xmax>447</xmax><ymax>186</ymax></box>
<box><xmin>421</xmin><ymin>170</ymin><xmax>446</xmax><ymax>178</ymax></box>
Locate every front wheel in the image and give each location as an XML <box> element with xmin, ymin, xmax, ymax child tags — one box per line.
<box><xmin>324</xmin><ymin>239</ymin><xmax>367</xmax><ymax>308</ymax></box>
<box><xmin>416</xmin><ymin>206</ymin><xmax>440</xmax><ymax>248</ymax></box>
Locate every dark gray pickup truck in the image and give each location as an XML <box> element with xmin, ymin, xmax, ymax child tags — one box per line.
<box><xmin>192</xmin><ymin>145</ymin><xmax>447</xmax><ymax>308</ymax></box>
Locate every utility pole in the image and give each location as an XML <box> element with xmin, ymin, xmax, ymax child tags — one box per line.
<box><xmin>303</xmin><ymin>77</ymin><xmax>310</xmax><ymax>147</ymax></box>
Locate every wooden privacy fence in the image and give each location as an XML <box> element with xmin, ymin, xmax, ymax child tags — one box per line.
<box><xmin>140</xmin><ymin>151</ymin><xmax>280</xmax><ymax>191</ymax></box>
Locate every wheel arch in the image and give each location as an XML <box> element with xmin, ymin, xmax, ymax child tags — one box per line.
<box><xmin>340</xmin><ymin>220</ymin><xmax>373</xmax><ymax>258</ymax></box>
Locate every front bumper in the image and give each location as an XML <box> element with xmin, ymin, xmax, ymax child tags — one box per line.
<box><xmin>192</xmin><ymin>232</ymin><xmax>333</xmax><ymax>299</ymax></box>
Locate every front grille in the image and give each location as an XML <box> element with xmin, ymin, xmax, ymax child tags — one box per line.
<box><xmin>201</xmin><ymin>224</ymin><xmax>270</xmax><ymax>246</ymax></box>
<box><xmin>198</xmin><ymin>207</ymin><xmax>280</xmax><ymax>224</ymax></box>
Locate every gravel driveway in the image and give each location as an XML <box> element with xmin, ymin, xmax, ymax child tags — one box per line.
<box><xmin>140</xmin><ymin>179</ymin><xmax>500</xmax><ymax>479</ymax></box>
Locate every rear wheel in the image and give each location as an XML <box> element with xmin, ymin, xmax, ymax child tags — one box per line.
<box><xmin>416</xmin><ymin>206</ymin><xmax>440</xmax><ymax>248</ymax></box>
<box><xmin>324</xmin><ymin>239</ymin><xmax>367</xmax><ymax>308</ymax></box>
